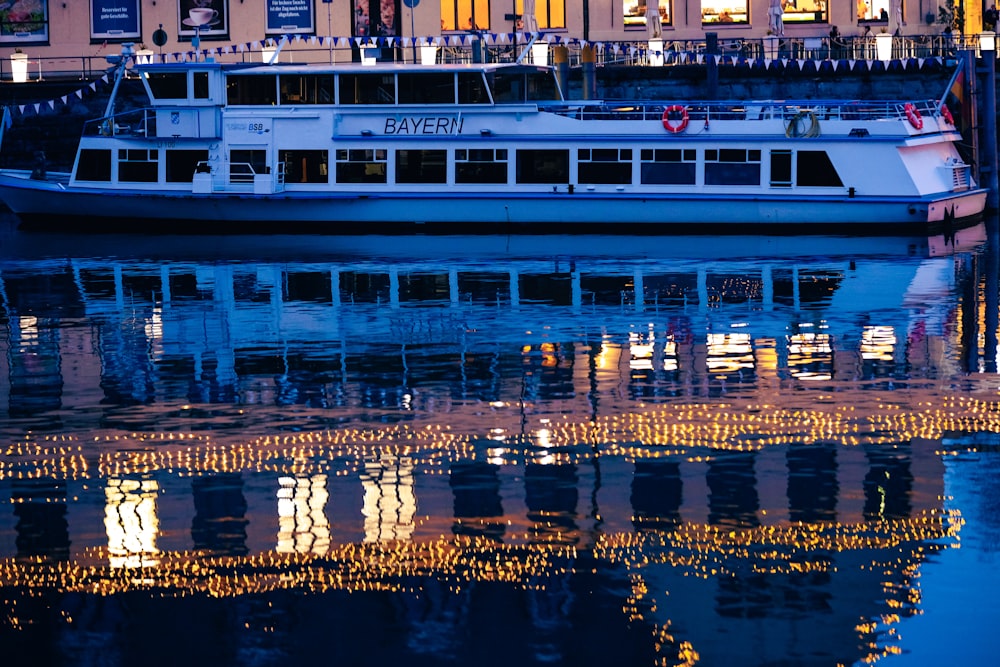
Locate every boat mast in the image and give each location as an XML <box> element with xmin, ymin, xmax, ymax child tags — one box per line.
<box><xmin>103</xmin><ymin>42</ymin><xmax>135</xmax><ymax>120</ymax></box>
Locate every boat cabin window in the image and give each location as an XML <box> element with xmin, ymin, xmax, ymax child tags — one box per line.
<box><xmin>398</xmin><ymin>73</ymin><xmax>455</xmax><ymax>104</ymax></box>
<box><xmin>166</xmin><ymin>149</ymin><xmax>209</xmax><ymax>182</ymax></box>
<box><xmin>578</xmin><ymin>149</ymin><xmax>632</xmax><ymax>185</ymax></box>
<box><xmin>456</xmin><ymin>149</ymin><xmax>508</xmax><ymax>183</ymax></box>
<box><xmin>226</xmin><ymin>75</ymin><xmax>278</xmax><ymax>105</ymax></box>
<box><xmin>339</xmin><ymin>73</ymin><xmax>395</xmax><ymax>105</ymax></box>
<box><xmin>640</xmin><ymin>149</ymin><xmax>697</xmax><ymax>185</ymax></box>
<box><xmin>488</xmin><ymin>70</ymin><xmax>559</xmax><ymax>103</ymax></box>
<box><xmin>770</xmin><ymin>150</ymin><xmax>793</xmax><ymax>187</ymax></box>
<box><xmin>146</xmin><ymin>72</ymin><xmax>188</xmax><ymax>100</ymax></box>
<box><xmin>526</xmin><ymin>70</ymin><xmax>559</xmax><ymax>100</ymax></box>
<box><xmin>76</xmin><ymin>149</ymin><xmax>112</xmax><ymax>182</ymax></box>
<box><xmin>118</xmin><ymin>149</ymin><xmax>158</xmax><ymax>183</ymax></box>
<box><xmin>279</xmin><ymin>74</ymin><xmax>335</xmax><ymax>104</ymax></box>
<box><xmin>797</xmin><ymin>151</ymin><xmax>844</xmax><ymax>187</ymax></box>
<box><xmin>516</xmin><ymin>149</ymin><xmax>570</xmax><ymax>184</ymax></box>
<box><xmin>396</xmin><ymin>149</ymin><xmax>447</xmax><ymax>183</ymax></box>
<box><xmin>458</xmin><ymin>73</ymin><xmax>490</xmax><ymax>104</ymax></box>
<box><xmin>335</xmin><ymin>148</ymin><xmax>387</xmax><ymax>183</ymax></box>
<box><xmin>279</xmin><ymin>149</ymin><xmax>329</xmax><ymax>183</ymax></box>
<box><xmin>193</xmin><ymin>72</ymin><xmax>210</xmax><ymax>99</ymax></box>
<box><xmin>705</xmin><ymin>149</ymin><xmax>761</xmax><ymax>186</ymax></box>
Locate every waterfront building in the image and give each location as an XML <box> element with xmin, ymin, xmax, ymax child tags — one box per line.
<box><xmin>0</xmin><ymin>1</ymin><xmax>985</xmax><ymax>67</ymax></box>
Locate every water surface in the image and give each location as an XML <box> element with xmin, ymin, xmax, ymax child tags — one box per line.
<box><xmin>1</xmin><ymin>216</ymin><xmax>998</xmax><ymax>666</ymax></box>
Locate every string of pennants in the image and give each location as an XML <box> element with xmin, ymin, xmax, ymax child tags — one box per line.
<box><xmin>7</xmin><ymin>31</ymin><xmax>952</xmax><ymax>118</ymax></box>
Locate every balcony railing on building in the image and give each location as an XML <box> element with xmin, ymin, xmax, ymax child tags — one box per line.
<box><xmin>1</xmin><ymin>32</ymin><xmax>995</xmax><ymax>83</ymax></box>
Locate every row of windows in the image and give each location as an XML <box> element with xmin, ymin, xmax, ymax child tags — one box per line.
<box><xmin>444</xmin><ymin>1</ymin><xmax>897</xmax><ymax>31</ymax></box>
<box><xmin>147</xmin><ymin>70</ymin><xmax>557</xmax><ymax>105</ymax></box>
<box><xmin>441</xmin><ymin>0</ymin><xmax>566</xmax><ymax>31</ymax></box>
<box><xmin>77</xmin><ymin>147</ymin><xmax>843</xmax><ymax>189</ymax></box>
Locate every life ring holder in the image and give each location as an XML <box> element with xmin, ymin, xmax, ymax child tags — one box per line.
<box><xmin>662</xmin><ymin>105</ymin><xmax>689</xmax><ymax>134</ymax></box>
<box><xmin>940</xmin><ymin>105</ymin><xmax>954</xmax><ymax>126</ymax></box>
<box><xmin>784</xmin><ymin>111</ymin><xmax>820</xmax><ymax>138</ymax></box>
<box><xmin>904</xmin><ymin>103</ymin><xmax>923</xmax><ymax>130</ymax></box>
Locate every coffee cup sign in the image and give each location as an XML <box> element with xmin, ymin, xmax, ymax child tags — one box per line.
<box><xmin>189</xmin><ymin>8</ymin><xmax>217</xmax><ymax>25</ymax></box>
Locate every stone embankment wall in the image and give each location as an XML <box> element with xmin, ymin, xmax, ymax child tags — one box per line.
<box><xmin>0</xmin><ymin>64</ymin><xmax>964</xmax><ymax>172</ymax></box>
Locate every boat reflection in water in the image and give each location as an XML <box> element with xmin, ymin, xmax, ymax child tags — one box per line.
<box><xmin>0</xmin><ymin>221</ymin><xmax>997</xmax><ymax>666</ymax></box>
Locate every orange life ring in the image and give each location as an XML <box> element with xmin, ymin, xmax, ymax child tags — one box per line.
<box><xmin>904</xmin><ymin>103</ymin><xmax>923</xmax><ymax>130</ymax></box>
<box><xmin>940</xmin><ymin>104</ymin><xmax>954</xmax><ymax>126</ymax></box>
<box><xmin>662</xmin><ymin>105</ymin><xmax>689</xmax><ymax>133</ymax></box>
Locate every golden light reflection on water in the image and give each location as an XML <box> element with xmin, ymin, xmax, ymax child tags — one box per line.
<box><xmin>0</xmin><ymin>395</ymin><xmax>995</xmax><ymax>498</ymax></box>
<box><xmin>104</xmin><ymin>478</ymin><xmax>160</xmax><ymax>569</ymax></box>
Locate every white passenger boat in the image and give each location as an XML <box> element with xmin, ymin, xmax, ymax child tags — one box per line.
<box><xmin>0</xmin><ymin>46</ymin><xmax>987</xmax><ymax>233</ymax></box>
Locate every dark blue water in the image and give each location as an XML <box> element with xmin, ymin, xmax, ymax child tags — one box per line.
<box><xmin>1</xmin><ymin>215</ymin><xmax>997</xmax><ymax>666</ymax></box>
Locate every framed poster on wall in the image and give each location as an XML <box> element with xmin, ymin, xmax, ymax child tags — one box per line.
<box><xmin>266</xmin><ymin>0</ymin><xmax>314</xmax><ymax>35</ymax></box>
<box><xmin>91</xmin><ymin>0</ymin><xmax>141</xmax><ymax>41</ymax></box>
<box><xmin>178</xmin><ymin>0</ymin><xmax>229</xmax><ymax>40</ymax></box>
<box><xmin>0</xmin><ymin>0</ymin><xmax>49</xmax><ymax>44</ymax></box>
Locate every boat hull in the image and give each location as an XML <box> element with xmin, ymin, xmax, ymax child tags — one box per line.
<box><xmin>0</xmin><ymin>174</ymin><xmax>986</xmax><ymax>234</ymax></box>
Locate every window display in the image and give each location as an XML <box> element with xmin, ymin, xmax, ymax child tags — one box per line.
<box><xmin>702</xmin><ymin>0</ymin><xmax>749</xmax><ymax>25</ymax></box>
<box><xmin>624</xmin><ymin>2</ymin><xmax>672</xmax><ymax>29</ymax></box>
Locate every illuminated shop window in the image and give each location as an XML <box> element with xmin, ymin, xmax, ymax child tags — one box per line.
<box><xmin>624</xmin><ymin>1</ymin><xmax>673</xmax><ymax>29</ymax></box>
<box><xmin>354</xmin><ymin>0</ymin><xmax>398</xmax><ymax>37</ymax></box>
<box><xmin>856</xmin><ymin>0</ymin><xmax>893</xmax><ymax>23</ymax></box>
<box><xmin>441</xmin><ymin>0</ymin><xmax>491</xmax><ymax>31</ymax></box>
<box><xmin>702</xmin><ymin>0</ymin><xmax>749</xmax><ymax>25</ymax></box>
<box><xmin>783</xmin><ymin>0</ymin><xmax>830</xmax><ymax>24</ymax></box>
<box><xmin>517</xmin><ymin>0</ymin><xmax>566</xmax><ymax>30</ymax></box>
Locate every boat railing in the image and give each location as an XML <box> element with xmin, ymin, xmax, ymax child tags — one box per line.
<box><xmin>84</xmin><ymin>108</ymin><xmax>157</xmax><ymax>138</ymax></box>
<box><xmin>194</xmin><ymin>161</ymin><xmax>285</xmax><ymax>193</ymax></box>
<box><xmin>228</xmin><ymin>162</ymin><xmax>259</xmax><ymax>184</ymax></box>
<box><xmin>542</xmin><ymin>99</ymin><xmax>947</xmax><ymax>124</ymax></box>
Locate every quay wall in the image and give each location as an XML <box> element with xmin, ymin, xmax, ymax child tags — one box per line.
<box><xmin>0</xmin><ymin>64</ymin><xmax>970</xmax><ymax>172</ymax></box>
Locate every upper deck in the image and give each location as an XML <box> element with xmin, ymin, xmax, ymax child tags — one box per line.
<box><xmin>82</xmin><ymin>59</ymin><xmax>956</xmax><ymax>143</ymax></box>
<box><xmin>136</xmin><ymin>61</ymin><xmax>563</xmax><ymax>108</ymax></box>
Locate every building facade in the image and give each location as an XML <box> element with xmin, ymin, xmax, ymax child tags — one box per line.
<box><xmin>0</xmin><ymin>1</ymin><xmax>984</xmax><ymax>63</ymax></box>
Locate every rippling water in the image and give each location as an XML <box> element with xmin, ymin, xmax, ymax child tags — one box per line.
<box><xmin>1</xmin><ymin>215</ymin><xmax>998</xmax><ymax>666</ymax></box>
